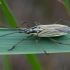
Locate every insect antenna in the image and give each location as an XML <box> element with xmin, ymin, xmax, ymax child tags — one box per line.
<box><xmin>0</xmin><ymin>22</ymin><xmax>29</xmax><ymax>37</ymax></box>
<box><xmin>48</xmin><ymin>37</ymin><xmax>70</xmax><ymax>46</ymax></box>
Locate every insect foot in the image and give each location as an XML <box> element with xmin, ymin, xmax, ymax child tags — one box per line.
<box><xmin>8</xmin><ymin>46</ymin><xmax>15</xmax><ymax>51</ymax></box>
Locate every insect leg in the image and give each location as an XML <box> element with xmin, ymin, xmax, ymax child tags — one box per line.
<box><xmin>54</xmin><ymin>19</ymin><xmax>70</xmax><ymax>24</ymax></box>
<box><xmin>34</xmin><ymin>22</ymin><xmax>42</xmax><ymax>26</ymax></box>
<box><xmin>17</xmin><ymin>21</ymin><xmax>42</xmax><ymax>28</ymax></box>
<box><xmin>0</xmin><ymin>22</ymin><xmax>29</xmax><ymax>28</ymax></box>
<box><xmin>16</xmin><ymin>22</ymin><xmax>30</xmax><ymax>28</ymax></box>
<box><xmin>8</xmin><ymin>34</ymin><xmax>33</xmax><ymax>51</ymax></box>
<box><xmin>16</xmin><ymin>22</ymin><xmax>41</xmax><ymax>29</ymax></box>
<box><xmin>48</xmin><ymin>37</ymin><xmax>70</xmax><ymax>45</ymax></box>
<box><xmin>35</xmin><ymin>38</ymin><xmax>49</xmax><ymax>55</ymax></box>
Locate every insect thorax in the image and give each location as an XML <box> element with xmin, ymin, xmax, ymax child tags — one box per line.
<box><xmin>24</xmin><ymin>26</ymin><xmax>43</xmax><ymax>34</ymax></box>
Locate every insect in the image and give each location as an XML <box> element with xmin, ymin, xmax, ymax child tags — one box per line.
<box><xmin>0</xmin><ymin>19</ymin><xmax>70</xmax><ymax>55</ymax></box>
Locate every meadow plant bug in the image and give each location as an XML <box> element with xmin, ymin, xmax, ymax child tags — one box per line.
<box><xmin>0</xmin><ymin>19</ymin><xmax>70</xmax><ymax>55</ymax></box>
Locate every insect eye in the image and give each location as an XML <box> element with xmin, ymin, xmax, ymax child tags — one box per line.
<box><xmin>26</xmin><ymin>31</ymin><xmax>30</xmax><ymax>34</ymax></box>
<box><xmin>24</xmin><ymin>29</ymin><xmax>29</xmax><ymax>33</ymax></box>
<box><xmin>26</xmin><ymin>30</ymin><xmax>30</xmax><ymax>34</ymax></box>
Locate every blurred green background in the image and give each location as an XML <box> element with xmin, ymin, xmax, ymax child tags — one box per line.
<box><xmin>0</xmin><ymin>0</ymin><xmax>70</xmax><ymax>70</ymax></box>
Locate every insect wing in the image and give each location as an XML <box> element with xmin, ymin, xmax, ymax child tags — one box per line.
<box><xmin>38</xmin><ymin>29</ymin><xmax>67</xmax><ymax>37</ymax></box>
<box><xmin>37</xmin><ymin>24</ymin><xmax>69</xmax><ymax>37</ymax></box>
<box><xmin>37</xmin><ymin>24</ymin><xmax>68</xmax><ymax>29</ymax></box>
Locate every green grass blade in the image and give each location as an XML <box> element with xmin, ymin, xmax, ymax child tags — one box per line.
<box><xmin>0</xmin><ymin>28</ymin><xmax>70</xmax><ymax>54</ymax></box>
<box><xmin>0</xmin><ymin>0</ymin><xmax>17</xmax><ymax>70</ymax></box>
<box><xmin>63</xmin><ymin>0</ymin><xmax>70</xmax><ymax>11</ymax></box>
<box><xmin>63</xmin><ymin>0</ymin><xmax>70</xmax><ymax>16</ymax></box>
<box><xmin>3</xmin><ymin>55</ymin><xmax>12</xmax><ymax>70</ymax></box>
<box><xmin>0</xmin><ymin>0</ymin><xmax>18</xmax><ymax>27</ymax></box>
<box><xmin>62</xmin><ymin>63</ymin><xmax>65</xmax><ymax>70</ymax></box>
<box><xmin>26</xmin><ymin>54</ymin><xmax>43</xmax><ymax>70</ymax></box>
